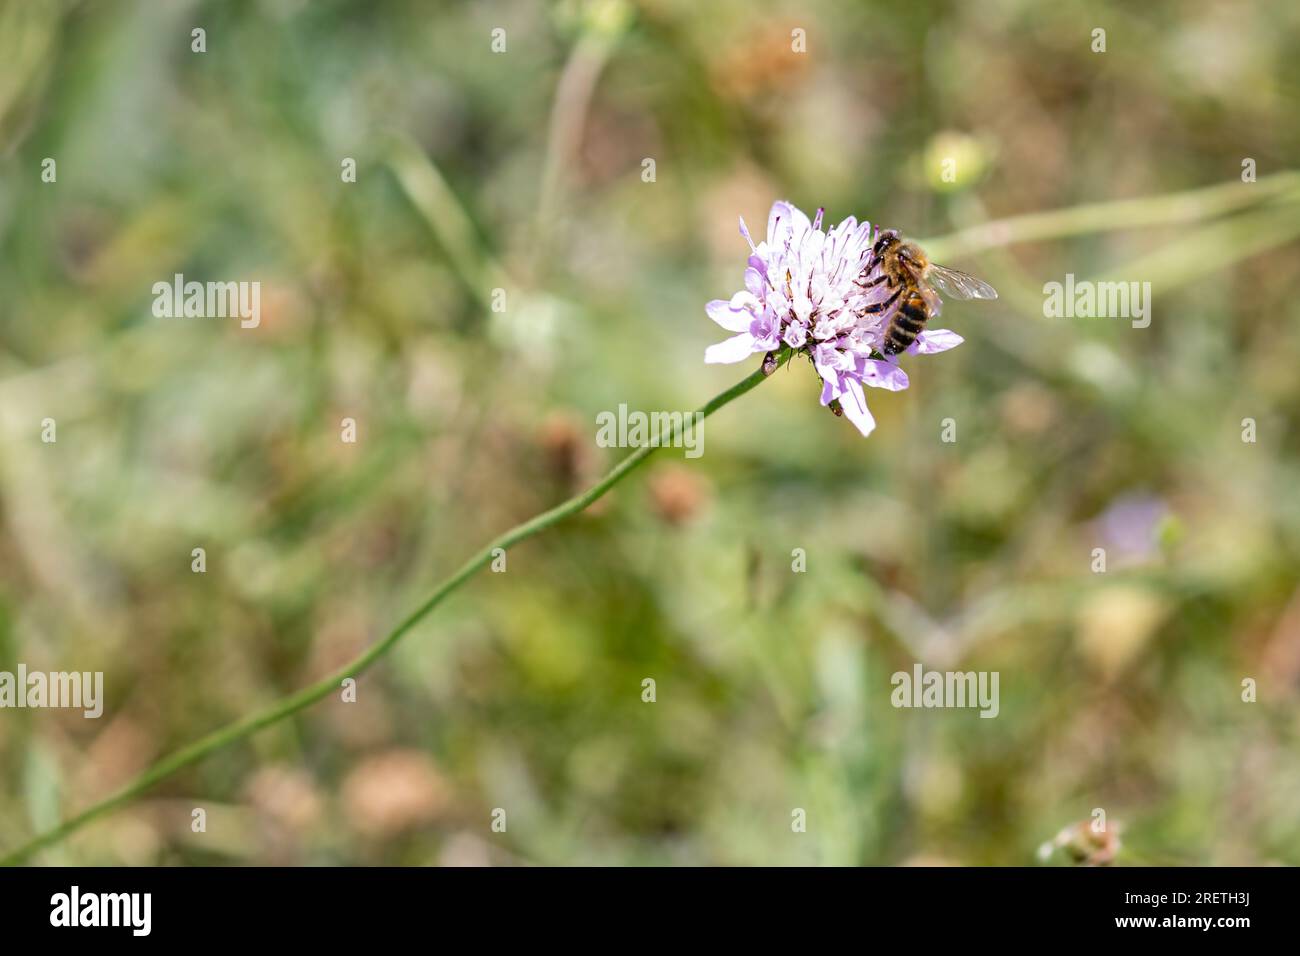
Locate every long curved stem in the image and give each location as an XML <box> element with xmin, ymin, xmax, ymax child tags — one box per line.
<box><xmin>0</xmin><ymin>350</ymin><xmax>787</xmax><ymax>866</ymax></box>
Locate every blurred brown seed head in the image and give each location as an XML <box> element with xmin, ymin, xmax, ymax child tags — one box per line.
<box><xmin>80</xmin><ymin>716</ymin><xmax>158</xmax><ymax>798</ymax></box>
<box><xmin>245</xmin><ymin>765</ymin><xmax>324</xmax><ymax>834</ymax></box>
<box><xmin>341</xmin><ymin>749</ymin><xmax>450</xmax><ymax>839</ymax></box>
<box><xmin>539</xmin><ymin>412</ymin><xmax>588</xmax><ymax>485</ymax></box>
<box><xmin>709</xmin><ymin>24</ymin><xmax>810</xmax><ymax>102</ymax></box>
<box><xmin>540</xmin><ymin>411</ymin><xmax>609</xmax><ymax>515</ymax></box>
<box><xmin>648</xmin><ymin>464</ymin><xmax>710</xmax><ymax>526</ymax></box>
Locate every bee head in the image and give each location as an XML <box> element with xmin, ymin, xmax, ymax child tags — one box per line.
<box><xmin>872</xmin><ymin>229</ymin><xmax>900</xmax><ymax>258</ymax></box>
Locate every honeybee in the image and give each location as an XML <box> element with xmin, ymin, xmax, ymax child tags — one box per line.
<box><xmin>859</xmin><ymin>230</ymin><xmax>998</xmax><ymax>355</ymax></box>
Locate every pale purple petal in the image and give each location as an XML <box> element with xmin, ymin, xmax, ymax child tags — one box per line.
<box><xmin>766</xmin><ymin>202</ymin><xmax>791</xmax><ymax>245</ymax></box>
<box><xmin>767</xmin><ymin>200</ymin><xmax>811</xmax><ymax>247</ymax></box>
<box><xmin>738</xmin><ymin>216</ymin><xmax>756</xmax><ymax>252</ymax></box>
<box><xmin>812</xmin><ymin>343</ymin><xmax>844</xmax><ymax>385</ymax></box>
<box><xmin>791</xmin><ymin>288</ymin><xmax>815</xmax><ymax>324</ymax></box>
<box><xmin>908</xmin><ymin>329</ymin><xmax>964</xmax><ymax>354</ymax></box>
<box><xmin>705</xmin><ymin>332</ymin><xmax>757</xmax><ymax>364</ymax></box>
<box><xmin>748</xmin><ymin>312</ymin><xmax>781</xmax><ymax>351</ymax></box>
<box><xmin>705</xmin><ymin>299</ymin><xmax>750</xmax><ymax>332</ymax></box>
<box><xmin>861</xmin><ymin>359</ymin><xmax>910</xmax><ymax>391</ymax></box>
<box><xmin>819</xmin><ymin>376</ymin><xmax>839</xmax><ymax>406</ymax></box>
<box><xmin>839</xmin><ymin>379</ymin><xmax>876</xmax><ymax>437</ymax></box>
<box><xmin>786</xmin><ymin>204</ymin><xmax>812</xmax><ymax>238</ymax></box>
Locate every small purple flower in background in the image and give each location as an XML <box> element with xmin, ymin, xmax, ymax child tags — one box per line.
<box><xmin>1094</xmin><ymin>494</ymin><xmax>1170</xmax><ymax>564</ymax></box>
<box><xmin>704</xmin><ymin>200</ymin><xmax>964</xmax><ymax>437</ymax></box>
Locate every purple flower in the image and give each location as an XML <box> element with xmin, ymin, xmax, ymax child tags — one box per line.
<box><xmin>705</xmin><ymin>200</ymin><xmax>965</xmax><ymax>437</ymax></box>
<box><xmin>1094</xmin><ymin>494</ymin><xmax>1169</xmax><ymax>563</ymax></box>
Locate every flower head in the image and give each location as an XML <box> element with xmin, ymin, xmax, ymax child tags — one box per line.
<box><xmin>705</xmin><ymin>200</ymin><xmax>963</xmax><ymax>437</ymax></box>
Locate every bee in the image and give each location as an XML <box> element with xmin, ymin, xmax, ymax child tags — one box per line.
<box><xmin>859</xmin><ymin>230</ymin><xmax>998</xmax><ymax>355</ymax></box>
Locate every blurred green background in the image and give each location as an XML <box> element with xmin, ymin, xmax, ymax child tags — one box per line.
<box><xmin>2</xmin><ymin>0</ymin><xmax>1298</xmax><ymax>865</ymax></box>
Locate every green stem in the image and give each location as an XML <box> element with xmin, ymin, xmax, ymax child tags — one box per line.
<box><xmin>0</xmin><ymin>349</ymin><xmax>787</xmax><ymax>866</ymax></box>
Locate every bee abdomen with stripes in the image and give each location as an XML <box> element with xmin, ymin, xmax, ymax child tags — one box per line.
<box><xmin>882</xmin><ymin>291</ymin><xmax>930</xmax><ymax>355</ymax></box>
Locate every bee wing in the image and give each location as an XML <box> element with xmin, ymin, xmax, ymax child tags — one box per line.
<box><xmin>926</xmin><ymin>263</ymin><xmax>999</xmax><ymax>301</ymax></box>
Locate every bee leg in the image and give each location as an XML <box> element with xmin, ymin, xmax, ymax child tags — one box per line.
<box><xmin>862</xmin><ymin>289</ymin><xmax>900</xmax><ymax>314</ymax></box>
<box><xmin>855</xmin><ymin>274</ymin><xmax>887</xmax><ymax>289</ymax></box>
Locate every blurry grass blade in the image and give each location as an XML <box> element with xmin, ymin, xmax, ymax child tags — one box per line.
<box><xmin>536</xmin><ymin>2</ymin><xmax>633</xmax><ymax>249</ymax></box>
<box><xmin>922</xmin><ymin>171</ymin><xmax>1300</xmax><ymax>262</ymax></box>
<box><xmin>385</xmin><ymin>137</ymin><xmax>510</xmax><ymax>307</ymax></box>
<box><xmin>0</xmin><ymin>0</ymin><xmax>62</xmax><ymax>153</ymax></box>
<box><xmin>1092</xmin><ymin>202</ymin><xmax>1300</xmax><ymax>290</ymax></box>
<box><xmin>23</xmin><ymin>743</ymin><xmax>62</xmax><ymax>840</ymax></box>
